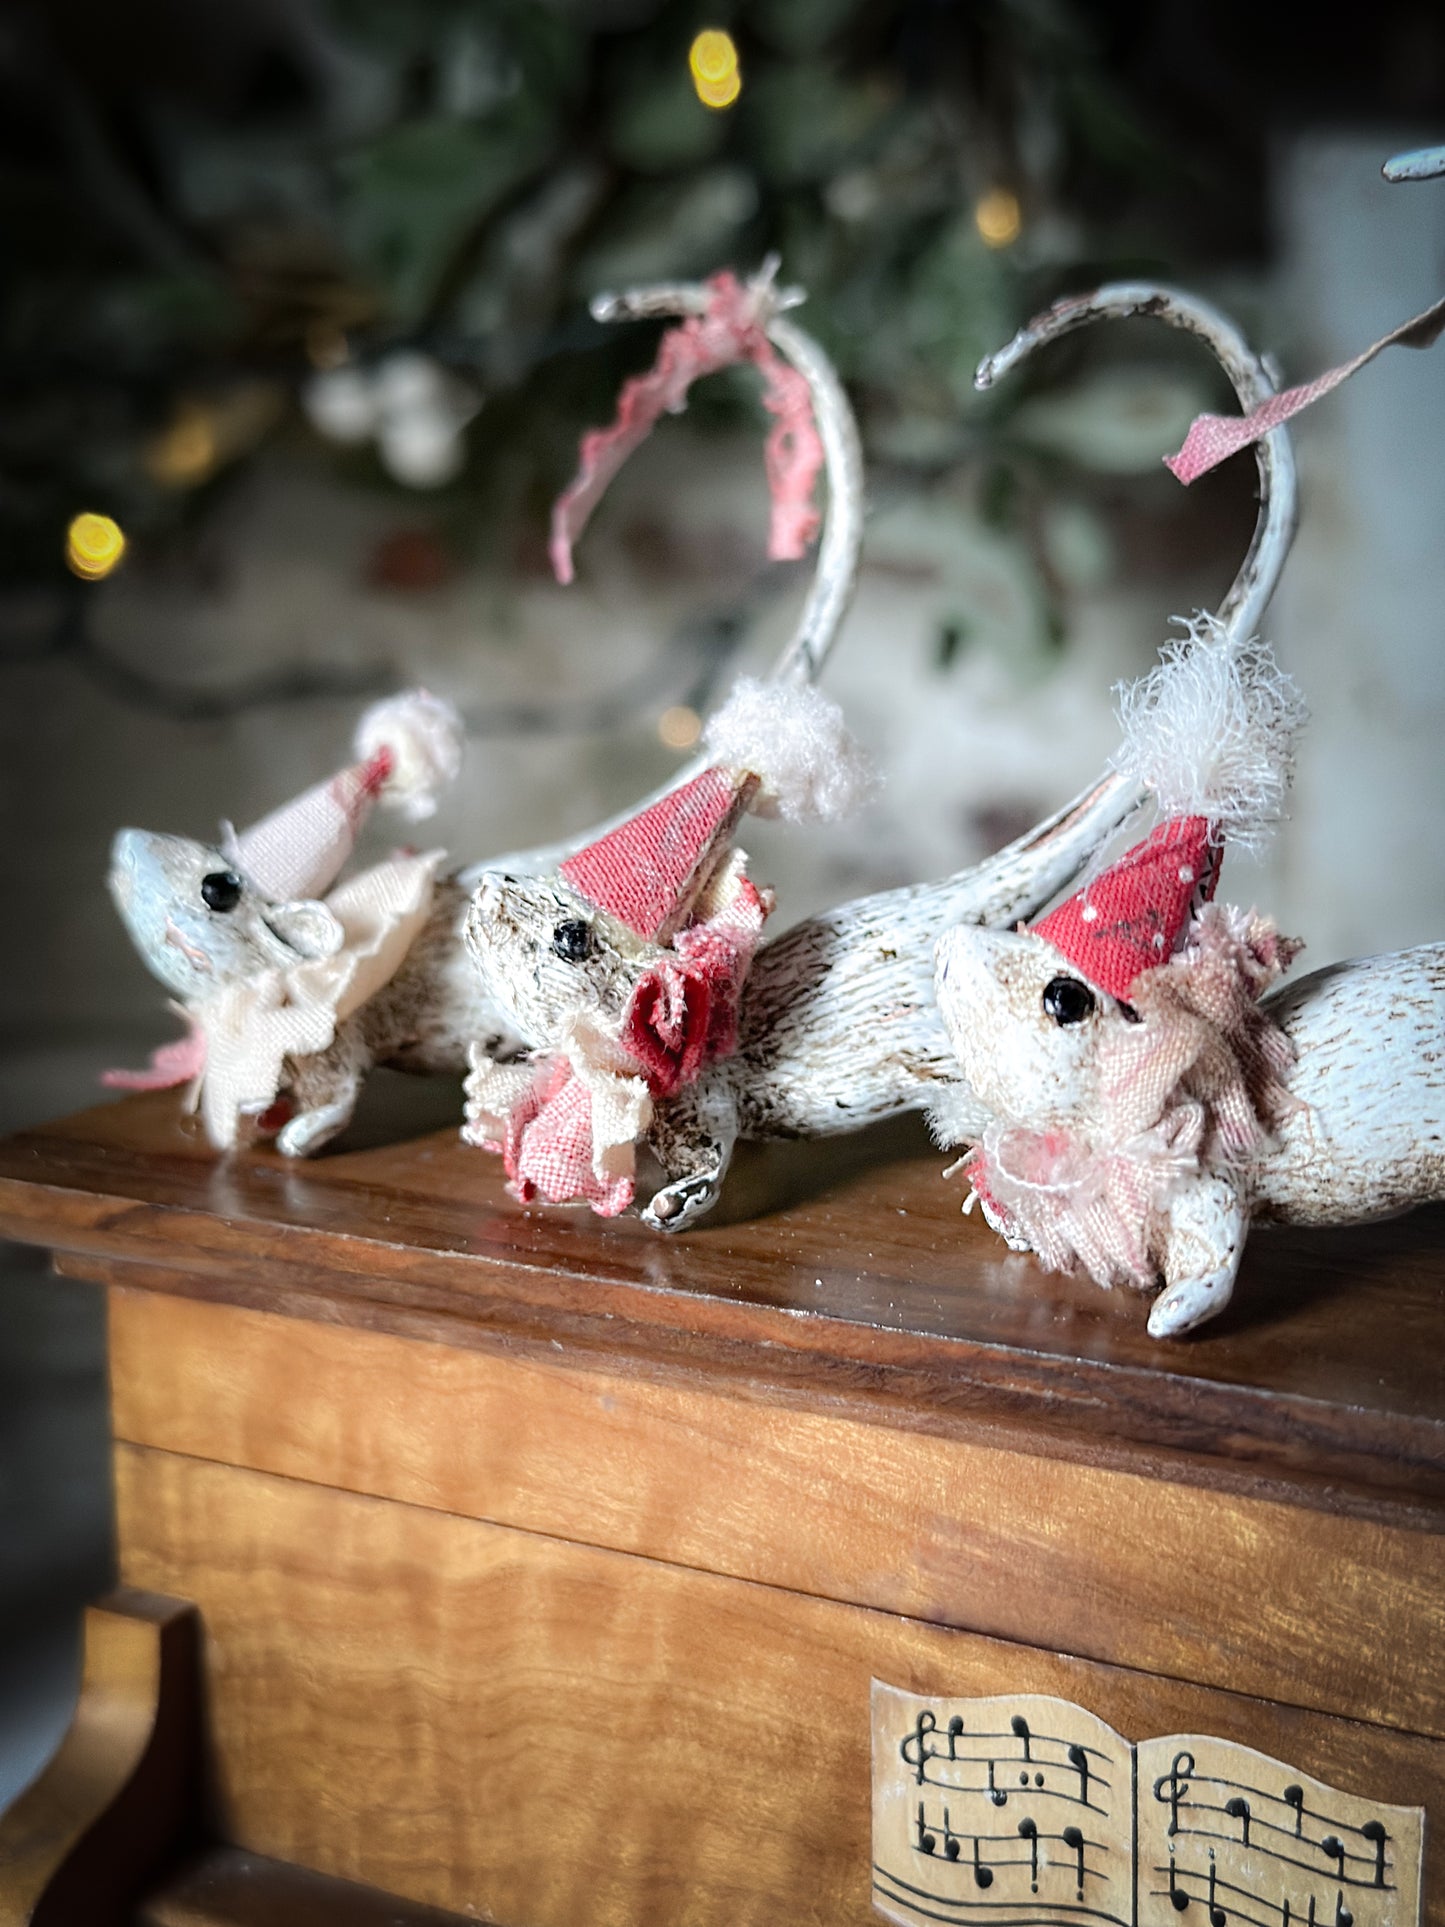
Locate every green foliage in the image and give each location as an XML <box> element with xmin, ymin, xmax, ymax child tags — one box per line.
<box><xmin>0</xmin><ymin>0</ymin><xmax>1192</xmax><ymax>608</ymax></box>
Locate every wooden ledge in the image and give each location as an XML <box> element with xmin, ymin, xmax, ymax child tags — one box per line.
<box><xmin>1</xmin><ymin>1089</ymin><xmax>1443</xmax><ymax>1519</ymax></box>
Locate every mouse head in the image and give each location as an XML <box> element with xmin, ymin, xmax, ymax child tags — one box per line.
<box><xmin>935</xmin><ymin>812</ymin><xmax>1226</xmax><ymax>1132</ymax></box>
<box><xmin>108</xmin><ymin>689</ymin><xmax>462</xmax><ymax>1003</ymax></box>
<box><xmin>108</xmin><ymin>828</ymin><xmax>343</xmax><ymax>999</ymax></box>
<box><xmin>467</xmin><ymin>674</ymin><xmax>877</xmax><ymax>1083</ymax></box>
<box><xmin>934</xmin><ymin>922</ymin><xmax>1145</xmax><ymax>1129</ymax></box>
<box><xmin>465</xmin><ymin>868</ymin><xmax>653</xmax><ymax>1049</ymax></box>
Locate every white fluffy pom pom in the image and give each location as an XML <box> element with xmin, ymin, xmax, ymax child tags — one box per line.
<box><xmin>703</xmin><ymin>676</ymin><xmax>879</xmax><ymax>823</ymax></box>
<box><xmin>1111</xmin><ymin>616</ymin><xmax>1307</xmax><ymax>851</ymax></box>
<box><xmin>355</xmin><ymin>688</ymin><xmax>465</xmax><ymax>822</ymax></box>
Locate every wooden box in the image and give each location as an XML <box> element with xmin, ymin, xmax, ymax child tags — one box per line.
<box><xmin>0</xmin><ymin>1090</ymin><xmax>1440</xmax><ymax>1925</ymax></box>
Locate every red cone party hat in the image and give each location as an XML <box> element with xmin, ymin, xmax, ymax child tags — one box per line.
<box><xmin>1032</xmin><ymin>622</ymin><xmax>1305</xmax><ymax>1000</ymax></box>
<box><xmin>559</xmin><ymin>676</ymin><xmax>876</xmax><ymax>941</ymax></box>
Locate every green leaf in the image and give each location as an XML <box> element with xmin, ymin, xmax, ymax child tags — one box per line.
<box><xmin>337</xmin><ymin>111</ymin><xmax>552</xmax><ymax>323</ymax></box>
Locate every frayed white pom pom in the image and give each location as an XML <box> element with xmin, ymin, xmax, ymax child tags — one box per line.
<box><xmin>703</xmin><ymin>676</ymin><xmax>878</xmax><ymax>823</ymax></box>
<box><xmin>355</xmin><ymin>688</ymin><xmax>465</xmax><ymax>822</ymax></box>
<box><xmin>1110</xmin><ymin>616</ymin><xmax>1307</xmax><ymax>851</ymax></box>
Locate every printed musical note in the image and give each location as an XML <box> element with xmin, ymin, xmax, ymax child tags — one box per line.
<box><xmin>916</xmin><ymin>1801</ymin><xmax>936</xmax><ymax>1855</ymax></box>
<box><xmin>1069</xmin><ymin>1743</ymin><xmax>1092</xmax><ymax>1808</ymax></box>
<box><xmin>972</xmin><ymin>1837</ymin><xmax>996</xmax><ymax>1889</ymax></box>
<box><xmin>1018</xmin><ymin>1817</ymin><xmax>1040</xmax><ymax>1892</ymax></box>
<box><xmin>1166</xmin><ymin>1850</ymin><xmax>1189</xmax><ymax>1913</ymax></box>
<box><xmin>1224</xmin><ymin>1797</ymin><xmax>1253</xmax><ymax>1849</ymax></box>
<box><xmin>1283</xmin><ymin>1786</ymin><xmax>1306</xmax><ymax>1839</ymax></box>
<box><xmin>947</xmin><ymin>1714</ymin><xmax>965</xmax><ymax>1760</ymax></box>
<box><xmin>1206</xmin><ymin>1852</ymin><xmax>1228</xmax><ymax>1927</ymax></box>
<box><xmin>1359</xmin><ymin>1821</ymin><xmax>1388</xmax><ymax>1890</ymax></box>
<box><xmin>987</xmin><ymin>1758</ymin><xmax>1008</xmax><ymax>1807</ymax></box>
<box><xmin>1155</xmin><ymin>1751</ymin><xmax>1196</xmax><ymax>1837</ymax></box>
<box><xmin>1320</xmin><ymin>1837</ymin><xmax>1347</xmax><ymax>1882</ymax></box>
<box><xmin>1012</xmin><ymin>1714</ymin><xmax>1034</xmax><ymax>1762</ymax></box>
<box><xmin>1334</xmin><ymin>1892</ymin><xmax>1354</xmax><ymax>1927</ymax></box>
<box><xmin>1062</xmin><ymin>1825</ymin><xmax>1087</xmax><ymax>1901</ymax></box>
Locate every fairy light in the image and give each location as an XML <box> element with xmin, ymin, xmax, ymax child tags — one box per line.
<box><xmin>65</xmin><ymin>512</ymin><xmax>127</xmax><ymax>581</ymax></box>
<box><xmin>974</xmin><ymin>187</ymin><xmax>1022</xmax><ymax>249</ymax></box>
<box><xmin>657</xmin><ymin>704</ymin><xmax>702</xmax><ymax>750</ymax></box>
<box><xmin>146</xmin><ymin>406</ymin><xmax>218</xmax><ymax>488</ymax></box>
<box><xmin>689</xmin><ymin>29</ymin><xmax>741</xmax><ymax>109</ymax></box>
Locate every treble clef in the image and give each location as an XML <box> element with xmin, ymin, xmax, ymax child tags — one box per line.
<box><xmin>902</xmin><ymin>1710</ymin><xmax>938</xmax><ymax>1784</ymax></box>
<box><xmin>1153</xmin><ymin>1751</ymin><xmax>1196</xmax><ymax>1837</ymax></box>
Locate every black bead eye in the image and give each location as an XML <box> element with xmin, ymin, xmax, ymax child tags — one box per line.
<box><xmin>1042</xmin><ymin>974</ymin><xmax>1096</xmax><ymax>1026</ymax></box>
<box><xmin>551</xmin><ymin>919</ymin><xmax>594</xmax><ymax>963</ymax></box>
<box><xmin>200</xmin><ymin>871</ymin><xmax>243</xmax><ymax>913</ymax></box>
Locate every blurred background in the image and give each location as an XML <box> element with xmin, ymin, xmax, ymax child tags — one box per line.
<box><xmin>1</xmin><ymin>0</ymin><xmax>1443</xmax><ymax>1809</ymax></box>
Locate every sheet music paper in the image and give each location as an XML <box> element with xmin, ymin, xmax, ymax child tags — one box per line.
<box><xmin>1136</xmin><ymin>1734</ymin><xmax>1424</xmax><ymax>1927</ymax></box>
<box><xmin>871</xmin><ymin>1687</ymin><xmax>1423</xmax><ymax>1927</ymax></box>
<box><xmin>872</xmin><ymin>1688</ymin><xmax>1136</xmax><ymax>1927</ymax></box>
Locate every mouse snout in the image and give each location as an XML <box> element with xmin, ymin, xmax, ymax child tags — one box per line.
<box><xmin>108</xmin><ymin>829</ymin><xmax>151</xmax><ymax>910</ymax></box>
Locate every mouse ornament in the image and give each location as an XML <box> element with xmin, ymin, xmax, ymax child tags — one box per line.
<box><xmin>932</xmin><ymin>632</ymin><xmax>1445</xmax><ymax>1339</ymax></box>
<box><xmin>106</xmin><ymin>690</ymin><xmax>470</xmax><ymax>1155</ymax></box>
<box><xmin>462</xmin><ymin>677</ymin><xmax>875</xmax><ymax>1218</ymax></box>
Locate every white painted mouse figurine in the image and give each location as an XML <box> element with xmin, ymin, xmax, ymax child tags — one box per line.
<box><xmin>105</xmin><ymin>690</ymin><xmax>496</xmax><ymax>1156</ymax></box>
<box><xmin>463</xmin><ymin>677</ymin><xmax>876</xmax><ymax>1217</ymax></box>
<box><xmin>932</xmin><ymin>640</ymin><xmax>1445</xmax><ymax>1339</ymax></box>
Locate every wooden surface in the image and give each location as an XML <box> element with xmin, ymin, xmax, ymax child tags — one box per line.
<box><xmin>1</xmin><ymin>1089</ymin><xmax>1443</xmax><ymax>1514</ymax></box>
<box><xmin>138</xmin><ymin>1848</ymin><xmax>477</xmax><ymax>1926</ymax></box>
<box><xmin>0</xmin><ymin>1591</ymin><xmax>198</xmax><ymax>1927</ymax></box>
<box><xmin>115</xmin><ymin>1442</ymin><xmax>1445</xmax><ymax>1927</ymax></box>
<box><xmin>104</xmin><ymin>1287</ymin><xmax>1445</xmax><ymax>1739</ymax></box>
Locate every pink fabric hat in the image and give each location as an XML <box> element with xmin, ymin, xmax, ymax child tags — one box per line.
<box><xmin>558</xmin><ymin>678</ymin><xmax>876</xmax><ymax>945</ymax></box>
<box><xmin>1030</xmin><ymin>622</ymin><xmax>1307</xmax><ymax>999</ymax></box>
<box><xmin>1031</xmin><ymin>814</ymin><xmax>1219</xmax><ymax>1001</ymax></box>
<box><xmin>561</xmin><ymin>764</ymin><xmax>754</xmax><ymax>943</ymax></box>
<box><xmin>231</xmin><ymin>689</ymin><xmax>463</xmax><ymax>902</ymax></box>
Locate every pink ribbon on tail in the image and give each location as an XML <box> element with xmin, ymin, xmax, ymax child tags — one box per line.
<box><xmin>103</xmin><ymin>1018</ymin><xmax>208</xmax><ymax>1092</ymax></box>
<box><xmin>550</xmin><ymin>270</ymin><xmax>824</xmax><ymax>584</ymax></box>
<box><xmin>1166</xmin><ymin>293</ymin><xmax>1445</xmax><ymax>483</ymax></box>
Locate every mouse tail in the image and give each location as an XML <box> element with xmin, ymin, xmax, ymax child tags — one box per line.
<box><xmin>975</xmin><ymin>282</ymin><xmax>1298</xmax><ymax>659</ymax></box>
<box><xmin>551</xmin><ymin>259</ymin><xmax>863</xmax><ymax>690</ymax></box>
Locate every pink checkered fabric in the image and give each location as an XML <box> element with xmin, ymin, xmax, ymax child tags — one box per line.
<box><xmin>498</xmin><ymin>1057</ymin><xmax>635</xmax><ymax>1218</ymax></box>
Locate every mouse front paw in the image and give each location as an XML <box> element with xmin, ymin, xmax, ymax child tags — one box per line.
<box><xmin>642</xmin><ymin>1173</ymin><xmax>721</xmax><ymax>1232</ymax></box>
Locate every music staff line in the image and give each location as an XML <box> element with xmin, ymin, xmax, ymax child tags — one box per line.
<box><xmin>873</xmin><ymin>1861</ymin><xmax>1130</xmax><ymax>1927</ymax></box>
<box><xmin>1153</xmin><ymin>1860</ymin><xmax>1360</xmax><ymax>1927</ymax></box>
<box><xmin>1152</xmin><ymin>1757</ymin><xmax>1393</xmax><ymax>1890</ymax></box>
<box><xmin>903</xmin><ymin>1712</ymin><xmax>1111</xmax><ymax>1813</ymax></box>
<box><xmin>1157</xmin><ymin>1820</ymin><xmax>1393</xmax><ymax>1895</ymax></box>
<box><xmin>914</xmin><ymin>1804</ymin><xmax>1105</xmax><ymax>1900</ymax></box>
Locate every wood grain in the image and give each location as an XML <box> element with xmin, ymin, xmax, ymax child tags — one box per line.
<box><xmin>0</xmin><ymin>1590</ymin><xmax>199</xmax><ymax>1927</ymax></box>
<box><xmin>106</xmin><ymin>1287</ymin><xmax>1445</xmax><ymax>1741</ymax></box>
<box><xmin>3</xmin><ymin>1092</ymin><xmax>1444</xmax><ymax>1513</ymax></box>
<box><xmin>114</xmin><ymin>1445</ymin><xmax>1445</xmax><ymax>1927</ymax></box>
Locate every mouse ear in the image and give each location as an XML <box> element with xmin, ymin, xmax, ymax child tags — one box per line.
<box><xmin>263</xmin><ymin>898</ymin><xmax>345</xmax><ymax>961</ymax></box>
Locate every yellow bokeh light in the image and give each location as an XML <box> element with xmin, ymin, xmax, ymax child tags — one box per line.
<box><xmin>689</xmin><ymin>29</ymin><xmax>741</xmax><ymax>109</ymax></box>
<box><xmin>657</xmin><ymin>704</ymin><xmax>702</xmax><ymax>750</ymax></box>
<box><xmin>146</xmin><ymin>407</ymin><xmax>218</xmax><ymax>488</ymax></box>
<box><xmin>65</xmin><ymin>512</ymin><xmax>127</xmax><ymax>581</ymax></box>
<box><xmin>975</xmin><ymin>187</ymin><xmax>1022</xmax><ymax>249</ymax></box>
